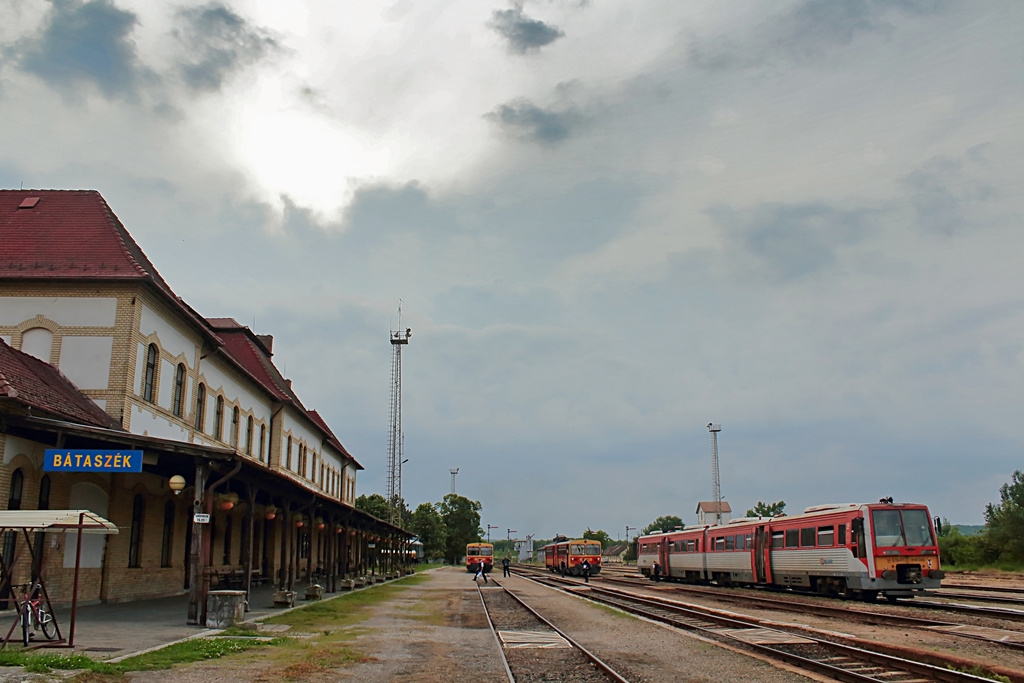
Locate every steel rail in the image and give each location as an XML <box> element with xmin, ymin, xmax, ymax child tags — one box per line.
<box><xmin>519</xmin><ymin>570</ymin><xmax>1000</xmax><ymax>683</ymax></box>
<box><xmin>489</xmin><ymin>579</ymin><xmax>631</xmax><ymax>683</ymax></box>
<box><xmin>475</xmin><ymin>583</ymin><xmax>516</xmax><ymax>683</ymax></box>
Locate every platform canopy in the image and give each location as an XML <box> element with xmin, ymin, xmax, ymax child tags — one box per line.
<box><xmin>0</xmin><ymin>510</ymin><xmax>118</xmax><ymax>533</ymax></box>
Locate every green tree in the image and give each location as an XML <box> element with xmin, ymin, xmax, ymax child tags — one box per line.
<box><xmin>409</xmin><ymin>502</ymin><xmax>447</xmax><ymax>561</ymax></box>
<box><xmin>985</xmin><ymin>470</ymin><xmax>1024</xmax><ymax>563</ymax></box>
<box><xmin>439</xmin><ymin>494</ymin><xmax>483</xmax><ymax>564</ymax></box>
<box><xmin>582</xmin><ymin>528</ymin><xmax>612</xmax><ymax>548</ymax></box>
<box><xmin>746</xmin><ymin>501</ymin><xmax>786</xmax><ymax>518</ymax></box>
<box><xmin>355</xmin><ymin>493</ymin><xmax>390</xmax><ymax>520</ymax></box>
<box><xmin>642</xmin><ymin>515</ymin><xmax>683</xmax><ymax>535</ymax></box>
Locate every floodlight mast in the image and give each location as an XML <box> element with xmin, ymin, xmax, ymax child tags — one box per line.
<box><xmin>708</xmin><ymin>423</ymin><xmax>722</xmax><ymax>525</ymax></box>
<box><xmin>387</xmin><ymin>305</ymin><xmax>411</xmax><ymax>527</ymax></box>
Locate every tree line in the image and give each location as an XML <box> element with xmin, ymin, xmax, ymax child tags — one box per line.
<box><xmin>938</xmin><ymin>470</ymin><xmax>1024</xmax><ymax>568</ymax></box>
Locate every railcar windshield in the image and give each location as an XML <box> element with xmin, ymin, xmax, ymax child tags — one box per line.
<box><xmin>477</xmin><ymin>546</ymin><xmax>493</xmax><ymax>556</ymax></box>
<box><xmin>584</xmin><ymin>543</ymin><xmax>601</xmax><ymax>555</ymax></box>
<box><xmin>872</xmin><ymin>509</ymin><xmax>934</xmax><ymax>548</ymax></box>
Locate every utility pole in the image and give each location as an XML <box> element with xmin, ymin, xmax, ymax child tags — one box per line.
<box><xmin>387</xmin><ymin>306</ymin><xmax>411</xmax><ymax>527</ymax></box>
<box><xmin>708</xmin><ymin>423</ymin><xmax>722</xmax><ymax>525</ymax></box>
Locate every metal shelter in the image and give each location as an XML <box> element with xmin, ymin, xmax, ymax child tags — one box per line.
<box><xmin>0</xmin><ymin>510</ymin><xmax>118</xmax><ymax>648</ymax></box>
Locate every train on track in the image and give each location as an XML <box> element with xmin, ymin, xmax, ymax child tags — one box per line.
<box><xmin>637</xmin><ymin>500</ymin><xmax>944</xmax><ymax>602</ymax></box>
<box><xmin>543</xmin><ymin>537</ymin><xmax>603</xmax><ymax>577</ymax></box>
<box><xmin>466</xmin><ymin>542</ymin><xmax>494</xmax><ymax>573</ymax></box>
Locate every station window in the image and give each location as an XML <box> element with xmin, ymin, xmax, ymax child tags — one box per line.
<box><xmin>800</xmin><ymin>527</ymin><xmax>816</xmax><ymax>547</ymax></box>
<box><xmin>128</xmin><ymin>494</ymin><xmax>145</xmax><ymax>568</ymax></box>
<box><xmin>161</xmin><ymin>501</ymin><xmax>174</xmax><ymax>567</ymax></box>
<box><xmin>214</xmin><ymin>395</ymin><xmax>224</xmax><ymax>441</ymax></box>
<box><xmin>230</xmin><ymin>406</ymin><xmax>240</xmax><ymax>448</ymax></box>
<box><xmin>245</xmin><ymin>416</ymin><xmax>253</xmax><ymax>455</ymax></box>
<box><xmin>817</xmin><ymin>525</ymin><xmax>834</xmax><ymax>547</ymax></box>
<box><xmin>785</xmin><ymin>529</ymin><xmax>799</xmax><ymax>548</ymax></box>
<box><xmin>172</xmin><ymin>364</ymin><xmax>186</xmax><ymax>416</ymax></box>
<box><xmin>194</xmin><ymin>383</ymin><xmax>206</xmax><ymax>431</ymax></box>
<box><xmin>142</xmin><ymin>343</ymin><xmax>158</xmax><ymax>402</ymax></box>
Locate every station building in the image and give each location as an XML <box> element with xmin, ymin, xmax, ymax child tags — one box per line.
<box><xmin>0</xmin><ymin>189</ymin><xmax>408</xmax><ymax>623</ymax></box>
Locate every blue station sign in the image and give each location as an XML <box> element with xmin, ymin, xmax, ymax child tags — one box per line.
<box><xmin>44</xmin><ymin>449</ymin><xmax>144</xmax><ymax>473</ymax></box>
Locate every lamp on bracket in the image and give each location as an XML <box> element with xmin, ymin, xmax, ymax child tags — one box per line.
<box><xmin>168</xmin><ymin>475</ymin><xmax>187</xmax><ymax>495</ymax></box>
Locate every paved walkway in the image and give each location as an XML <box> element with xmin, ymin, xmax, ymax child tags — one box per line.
<box><xmin>3</xmin><ymin>574</ymin><xmax>406</xmax><ymax>662</ymax></box>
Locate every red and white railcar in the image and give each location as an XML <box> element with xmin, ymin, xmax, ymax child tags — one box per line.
<box><xmin>636</xmin><ymin>501</ymin><xmax>943</xmax><ymax>601</ymax></box>
<box><xmin>543</xmin><ymin>538</ymin><xmax>603</xmax><ymax>576</ymax></box>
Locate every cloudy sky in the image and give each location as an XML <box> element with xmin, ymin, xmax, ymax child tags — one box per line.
<box><xmin>2</xmin><ymin>0</ymin><xmax>1022</xmax><ymax>538</ymax></box>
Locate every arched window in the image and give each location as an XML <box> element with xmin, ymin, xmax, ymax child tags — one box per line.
<box><xmin>2</xmin><ymin>470</ymin><xmax>24</xmax><ymax>569</ymax></box>
<box><xmin>172</xmin><ymin>363</ymin><xmax>186</xmax><ymax>417</ymax></box>
<box><xmin>259</xmin><ymin>424</ymin><xmax>266</xmax><ymax>462</ymax></box>
<box><xmin>161</xmin><ymin>501</ymin><xmax>175</xmax><ymax>568</ymax></box>
<box><xmin>194</xmin><ymin>383</ymin><xmax>206</xmax><ymax>431</ymax></box>
<box><xmin>214</xmin><ymin>396</ymin><xmax>224</xmax><ymax>441</ymax></box>
<box><xmin>142</xmin><ymin>343</ymin><xmax>158</xmax><ymax>402</ymax></box>
<box><xmin>286</xmin><ymin>436</ymin><xmax>292</xmax><ymax>470</ymax></box>
<box><xmin>230</xmin><ymin>406</ymin><xmax>240</xmax><ymax>448</ymax></box>
<box><xmin>245</xmin><ymin>416</ymin><xmax>253</xmax><ymax>455</ymax></box>
<box><xmin>129</xmin><ymin>494</ymin><xmax>145</xmax><ymax>568</ymax></box>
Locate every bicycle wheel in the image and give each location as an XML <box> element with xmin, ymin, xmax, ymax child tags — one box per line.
<box><xmin>38</xmin><ymin>607</ymin><xmax>56</xmax><ymax>640</ymax></box>
<box><xmin>20</xmin><ymin>605</ymin><xmax>30</xmax><ymax>647</ymax></box>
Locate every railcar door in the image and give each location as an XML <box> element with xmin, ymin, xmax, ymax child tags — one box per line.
<box><xmin>754</xmin><ymin>525</ymin><xmax>771</xmax><ymax>584</ymax></box>
<box><xmin>659</xmin><ymin>538</ymin><xmax>670</xmax><ymax>578</ymax></box>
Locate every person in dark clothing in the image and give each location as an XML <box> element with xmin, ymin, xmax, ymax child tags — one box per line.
<box><xmin>502</xmin><ymin>556</ymin><xmax>511</xmax><ymax>577</ymax></box>
<box><xmin>559</xmin><ymin>561</ymin><xmax>566</xmax><ymax>577</ymax></box>
<box><xmin>581</xmin><ymin>559</ymin><xmax>591</xmax><ymax>583</ymax></box>
<box><xmin>652</xmin><ymin>561</ymin><xmax>662</xmax><ymax>582</ymax></box>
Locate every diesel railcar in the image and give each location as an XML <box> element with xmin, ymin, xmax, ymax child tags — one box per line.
<box><xmin>543</xmin><ymin>538</ymin><xmax>603</xmax><ymax>576</ymax></box>
<box><xmin>466</xmin><ymin>542</ymin><xmax>494</xmax><ymax>573</ymax></box>
<box><xmin>637</xmin><ymin>500</ymin><xmax>943</xmax><ymax>602</ymax></box>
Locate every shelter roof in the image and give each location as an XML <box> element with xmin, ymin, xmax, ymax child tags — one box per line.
<box><xmin>0</xmin><ymin>509</ymin><xmax>117</xmax><ymax>533</ymax></box>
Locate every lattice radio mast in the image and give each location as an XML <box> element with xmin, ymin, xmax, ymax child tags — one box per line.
<box><xmin>707</xmin><ymin>423</ymin><xmax>722</xmax><ymax>524</ymax></box>
<box><xmin>387</xmin><ymin>305</ymin><xmax>411</xmax><ymax>526</ymax></box>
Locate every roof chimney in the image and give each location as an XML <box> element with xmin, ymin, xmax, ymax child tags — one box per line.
<box><xmin>256</xmin><ymin>334</ymin><xmax>273</xmax><ymax>354</ymax></box>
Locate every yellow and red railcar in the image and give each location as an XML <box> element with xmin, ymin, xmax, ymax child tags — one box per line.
<box><xmin>465</xmin><ymin>542</ymin><xmax>494</xmax><ymax>573</ymax></box>
<box><xmin>543</xmin><ymin>538</ymin><xmax>603</xmax><ymax>576</ymax></box>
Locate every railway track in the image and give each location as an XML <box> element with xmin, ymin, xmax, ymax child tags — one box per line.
<box><xmin>516</xmin><ymin>567</ymin><xmax>1014</xmax><ymax>682</ymax></box>
<box><xmin>477</xmin><ymin>579</ymin><xmax>632</xmax><ymax>682</ymax></box>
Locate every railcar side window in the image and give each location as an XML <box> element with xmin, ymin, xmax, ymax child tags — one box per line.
<box><xmin>689</xmin><ymin>540</ymin><xmax>697</xmax><ymax>552</ymax></box>
<box><xmin>800</xmin><ymin>527</ymin><xmax>815</xmax><ymax>547</ymax></box>
<box><xmin>838</xmin><ymin>524</ymin><xmax>847</xmax><ymax>545</ymax></box>
<box><xmin>785</xmin><ymin>529</ymin><xmax>799</xmax><ymax>548</ymax></box>
<box><xmin>817</xmin><ymin>526</ymin><xmax>834</xmax><ymax>547</ymax></box>
<box><xmin>771</xmin><ymin>532</ymin><xmax>784</xmax><ymax>549</ymax></box>
<box><xmin>745</xmin><ymin>533</ymin><xmax>753</xmax><ymax>548</ymax></box>
<box><xmin>715</xmin><ymin>537</ymin><xmax>725</xmax><ymax>551</ymax></box>
<box><xmin>734</xmin><ymin>534</ymin><xmax>744</xmax><ymax>550</ymax></box>
<box><xmin>725</xmin><ymin>536</ymin><xmax>734</xmax><ymax>550</ymax></box>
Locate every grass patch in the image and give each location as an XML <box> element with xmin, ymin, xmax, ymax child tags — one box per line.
<box><xmin>114</xmin><ymin>633</ymin><xmax>282</xmax><ymax>671</ymax></box>
<box><xmin>947</xmin><ymin>664</ymin><xmax>1010</xmax><ymax>682</ymax></box>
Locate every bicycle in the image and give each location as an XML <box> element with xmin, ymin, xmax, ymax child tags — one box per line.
<box><xmin>13</xmin><ymin>582</ymin><xmax>55</xmax><ymax>647</ymax></box>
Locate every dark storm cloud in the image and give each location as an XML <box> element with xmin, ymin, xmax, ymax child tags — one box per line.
<box><xmin>488</xmin><ymin>8</ymin><xmax>564</xmax><ymax>54</ymax></box>
<box><xmin>173</xmin><ymin>4</ymin><xmax>278</xmax><ymax>92</ymax></box>
<box><xmin>16</xmin><ymin>0</ymin><xmax>149</xmax><ymax>99</ymax></box>
<box><xmin>712</xmin><ymin>202</ymin><xmax>873</xmax><ymax>281</ymax></box>
<box><xmin>485</xmin><ymin>98</ymin><xmax>582</xmax><ymax>145</ymax></box>
<box><xmin>689</xmin><ymin>0</ymin><xmax>952</xmax><ymax>70</ymax></box>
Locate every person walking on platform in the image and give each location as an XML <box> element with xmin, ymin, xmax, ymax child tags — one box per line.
<box><xmin>473</xmin><ymin>561</ymin><xmax>488</xmax><ymax>583</ymax></box>
<box><xmin>502</xmin><ymin>556</ymin><xmax>511</xmax><ymax>577</ymax></box>
<box><xmin>581</xmin><ymin>559</ymin><xmax>591</xmax><ymax>583</ymax></box>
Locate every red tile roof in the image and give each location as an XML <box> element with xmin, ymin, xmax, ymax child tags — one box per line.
<box><xmin>206</xmin><ymin>318</ymin><xmax>362</xmax><ymax>469</ymax></box>
<box><xmin>0</xmin><ymin>189</ymin><xmax>221</xmax><ymax>347</ymax></box>
<box><xmin>0</xmin><ymin>339</ymin><xmax>122</xmax><ymax>429</ymax></box>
